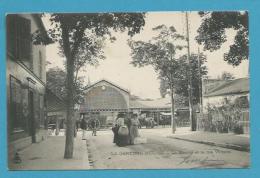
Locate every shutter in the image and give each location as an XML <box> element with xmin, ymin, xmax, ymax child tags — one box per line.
<box><xmin>6</xmin><ymin>14</ymin><xmax>18</xmax><ymax>58</ymax></box>
<box><xmin>10</xmin><ymin>76</ymin><xmax>23</xmax><ymax>130</ymax></box>
<box><xmin>16</xmin><ymin>16</ymin><xmax>31</xmax><ymax>61</ymax></box>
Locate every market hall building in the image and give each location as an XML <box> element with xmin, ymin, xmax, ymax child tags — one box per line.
<box><xmin>79</xmin><ymin>79</ymin><xmax>189</xmax><ymax>127</ymax></box>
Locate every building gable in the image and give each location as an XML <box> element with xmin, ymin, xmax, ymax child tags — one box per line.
<box><xmin>85</xmin><ymin>79</ymin><xmax>129</xmax><ymax>94</ymax></box>
<box><xmin>80</xmin><ymin>79</ymin><xmax>130</xmax><ymax>112</ymax></box>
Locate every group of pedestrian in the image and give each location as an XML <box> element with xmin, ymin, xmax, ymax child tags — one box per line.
<box><xmin>112</xmin><ymin>113</ymin><xmax>140</xmax><ymax>147</ymax></box>
<box><xmin>80</xmin><ymin>117</ymin><xmax>100</xmax><ymax>140</ymax></box>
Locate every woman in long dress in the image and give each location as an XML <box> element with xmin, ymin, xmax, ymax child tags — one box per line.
<box><xmin>112</xmin><ymin>113</ymin><xmax>130</xmax><ymax>147</ymax></box>
<box><xmin>129</xmin><ymin>114</ymin><xmax>140</xmax><ymax>145</ymax></box>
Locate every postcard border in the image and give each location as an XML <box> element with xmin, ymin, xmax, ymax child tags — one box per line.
<box><xmin>0</xmin><ymin>0</ymin><xmax>259</xmax><ymax>178</ymax></box>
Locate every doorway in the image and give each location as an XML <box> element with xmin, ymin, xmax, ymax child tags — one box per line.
<box><xmin>28</xmin><ymin>89</ymin><xmax>36</xmax><ymax>143</ymax></box>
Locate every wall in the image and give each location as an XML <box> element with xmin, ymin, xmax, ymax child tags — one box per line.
<box><xmin>82</xmin><ymin>81</ymin><xmax>129</xmax><ymax>112</ymax></box>
<box><xmin>6</xmin><ymin>14</ymin><xmax>47</xmax><ymax>161</ymax></box>
<box><xmin>19</xmin><ymin>14</ymin><xmax>47</xmax><ymax>83</ymax></box>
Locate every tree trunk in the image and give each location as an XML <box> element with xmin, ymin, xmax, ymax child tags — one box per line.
<box><xmin>170</xmin><ymin>87</ymin><xmax>176</xmax><ymax>133</ymax></box>
<box><xmin>61</xmin><ymin>23</ymin><xmax>75</xmax><ymax>159</ymax></box>
<box><xmin>64</xmin><ymin>57</ymin><xmax>75</xmax><ymax>159</ymax></box>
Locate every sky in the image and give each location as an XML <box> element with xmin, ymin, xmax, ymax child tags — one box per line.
<box><xmin>42</xmin><ymin>12</ymin><xmax>249</xmax><ymax>99</ymax></box>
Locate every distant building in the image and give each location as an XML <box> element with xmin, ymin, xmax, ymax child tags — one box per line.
<box><xmin>202</xmin><ymin>78</ymin><xmax>249</xmax><ymax>109</ymax></box>
<box><xmin>202</xmin><ymin>78</ymin><xmax>228</xmax><ymax>96</ymax></box>
<box><xmin>46</xmin><ymin>89</ymin><xmax>66</xmax><ymax>132</ymax></box>
<box><xmin>6</xmin><ymin>14</ymin><xmax>48</xmax><ymax>160</ymax></box>
<box><xmin>201</xmin><ymin>78</ymin><xmax>249</xmax><ymax>133</ymax></box>
<box><xmin>79</xmin><ymin>79</ymin><xmax>189</xmax><ymax>127</ymax></box>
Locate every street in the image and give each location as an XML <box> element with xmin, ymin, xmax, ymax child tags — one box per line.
<box><xmin>85</xmin><ymin>128</ymin><xmax>250</xmax><ymax>169</ymax></box>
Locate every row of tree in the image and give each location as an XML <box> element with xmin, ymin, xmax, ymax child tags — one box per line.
<box><xmin>128</xmin><ymin>24</ymin><xmax>208</xmax><ymax>133</ymax></box>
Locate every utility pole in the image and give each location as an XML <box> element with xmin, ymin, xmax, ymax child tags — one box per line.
<box><xmin>185</xmin><ymin>12</ymin><xmax>196</xmax><ymax>131</ymax></box>
<box><xmin>197</xmin><ymin>47</ymin><xmax>202</xmax><ymax>111</ymax></box>
<box><xmin>197</xmin><ymin>47</ymin><xmax>203</xmax><ymax>130</ymax></box>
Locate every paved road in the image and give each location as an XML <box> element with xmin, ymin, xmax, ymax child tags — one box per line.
<box><xmin>85</xmin><ymin>128</ymin><xmax>250</xmax><ymax>169</ymax></box>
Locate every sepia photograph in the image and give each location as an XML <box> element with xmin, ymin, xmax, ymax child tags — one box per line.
<box><xmin>6</xmin><ymin>11</ymin><xmax>250</xmax><ymax>170</ymax></box>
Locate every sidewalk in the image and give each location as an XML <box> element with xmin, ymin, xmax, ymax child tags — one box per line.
<box><xmin>9</xmin><ymin>133</ymin><xmax>91</xmax><ymax>170</ymax></box>
<box><xmin>168</xmin><ymin>130</ymin><xmax>250</xmax><ymax>152</ymax></box>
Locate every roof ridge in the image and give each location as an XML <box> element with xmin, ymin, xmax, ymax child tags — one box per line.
<box><xmin>205</xmin><ymin>78</ymin><xmax>249</xmax><ymax>97</ymax></box>
<box><xmin>85</xmin><ymin>79</ymin><xmax>130</xmax><ymax>93</ymax></box>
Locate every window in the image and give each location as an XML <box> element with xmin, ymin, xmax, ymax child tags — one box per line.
<box><xmin>10</xmin><ymin>76</ymin><xmax>24</xmax><ymax>132</ymax></box>
<box><xmin>7</xmin><ymin>14</ymin><xmax>32</xmax><ymax>69</ymax></box>
<box><xmin>235</xmin><ymin>96</ymin><xmax>249</xmax><ymax>108</ymax></box>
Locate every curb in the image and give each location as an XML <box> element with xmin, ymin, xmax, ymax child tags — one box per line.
<box><xmin>81</xmin><ymin>140</ymin><xmax>91</xmax><ymax>169</ymax></box>
<box><xmin>168</xmin><ymin>136</ymin><xmax>250</xmax><ymax>152</ymax></box>
<box><xmin>75</xmin><ymin>136</ymin><xmax>93</xmax><ymax>169</ymax></box>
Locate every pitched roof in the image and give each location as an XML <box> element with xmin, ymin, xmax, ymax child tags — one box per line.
<box><xmin>130</xmin><ymin>97</ymin><xmax>190</xmax><ymax>110</ymax></box>
<box><xmin>46</xmin><ymin>88</ymin><xmax>66</xmax><ymax>112</ymax></box>
<box><xmin>32</xmin><ymin>14</ymin><xmax>51</xmax><ymax>43</ymax></box>
<box><xmin>204</xmin><ymin>78</ymin><xmax>249</xmax><ymax>97</ymax></box>
<box><xmin>130</xmin><ymin>97</ymin><xmax>171</xmax><ymax>109</ymax></box>
<box><xmin>85</xmin><ymin>79</ymin><xmax>129</xmax><ymax>94</ymax></box>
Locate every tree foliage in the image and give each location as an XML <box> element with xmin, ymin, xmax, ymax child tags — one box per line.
<box><xmin>219</xmin><ymin>71</ymin><xmax>235</xmax><ymax>80</ymax></box>
<box><xmin>129</xmin><ymin>25</ymin><xmax>184</xmax><ymax>75</ymax></box>
<box><xmin>175</xmin><ymin>53</ymin><xmax>207</xmax><ymax>104</ymax></box>
<box><xmin>46</xmin><ymin>67</ymin><xmax>87</xmax><ymax>104</ymax></box>
<box><xmin>129</xmin><ymin>25</ymin><xmax>185</xmax><ymax>133</ymax></box>
<box><xmin>40</xmin><ymin>13</ymin><xmax>146</xmax><ymax>83</ymax></box>
<box><xmin>46</xmin><ymin>67</ymin><xmax>67</xmax><ymax>99</ymax></box>
<box><xmin>159</xmin><ymin>53</ymin><xmax>208</xmax><ymax>104</ymax></box>
<box><xmin>196</xmin><ymin>11</ymin><xmax>248</xmax><ymax>66</ymax></box>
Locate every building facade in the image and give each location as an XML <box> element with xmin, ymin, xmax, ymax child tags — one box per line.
<box><xmin>6</xmin><ymin>14</ymin><xmax>48</xmax><ymax>158</ymax></box>
<box><xmin>200</xmin><ymin>78</ymin><xmax>249</xmax><ymax>133</ymax></box>
<box><xmin>46</xmin><ymin>89</ymin><xmax>66</xmax><ymax>133</ymax></box>
<box><xmin>79</xmin><ymin>79</ymin><xmax>190</xmax><ymax>127</ymax></box>
<box><xmin>202</xmin><ymin>78</ymin><xmax>249</xmax><ymax>109</ymax></box>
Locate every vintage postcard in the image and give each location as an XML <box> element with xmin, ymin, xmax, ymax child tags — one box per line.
<box><xmin>6</xmin><ymin>11</ymin><xmax>250</xmax><ymax>170</ymax></box>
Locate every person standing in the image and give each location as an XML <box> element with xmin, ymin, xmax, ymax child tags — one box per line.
<box><xmin>80</xmin><ymin>118</ymin><xmax>87</xmax><ymax>140</ymax></box>
<box><xmin>112</xmin><ymin>116</ymin><xmax>121</xmax><ymax>145</ymax></box>
<box><xmin>90</xmin><ymin>118</ymin><xmax>100</xmax><ymax>136</ymax></box>
<box><xmin>137</xmin><ymin>115</ymin><xmax>142</xmax><ymax>129</ymax></box>
<box><xmin>112</xmin><ymin>114</ymin><xmax>122</xmax><ymax>144</ymax></box>
<box><xmin>114</xmin><ymin>113</ymin><xmax>129</xmax><ymax>146</ymax></box>
<box><xmin>129</xmin><ymin>114</ymin><xmax>140</xmax><ymax>145</ymax></box>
